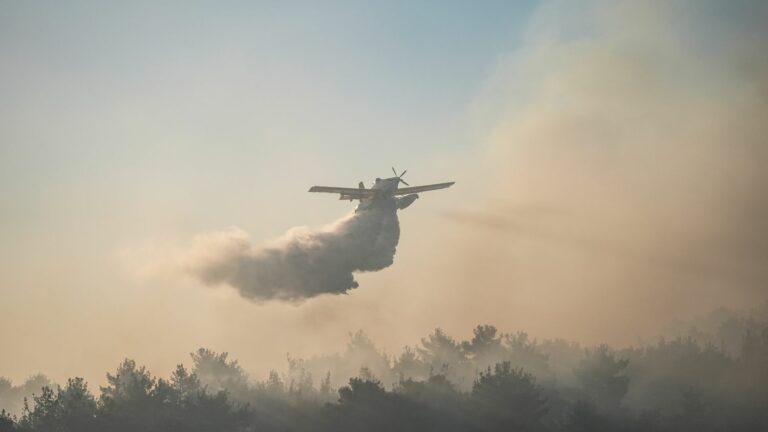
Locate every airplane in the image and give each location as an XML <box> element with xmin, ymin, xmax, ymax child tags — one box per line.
<box><xmin>309</xmin><ymin>167</ymin><xmax>454</xmax><ymax>212</ymax></box>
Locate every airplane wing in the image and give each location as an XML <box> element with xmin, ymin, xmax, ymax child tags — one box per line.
<box><xmin>308</xmin><ymin>186</ymin><xmax>375</xmax><ymax>199</ymax></box>
<box><xmin>393</xmin><ymin>182</ymin><xmax>455</xmax><ymax>195</ymax></box>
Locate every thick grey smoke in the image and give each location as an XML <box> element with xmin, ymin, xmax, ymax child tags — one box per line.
<box><xmin>183</xmin><ymin>199</ymin><xmax>400</xmax><ymax>301</ymax></box>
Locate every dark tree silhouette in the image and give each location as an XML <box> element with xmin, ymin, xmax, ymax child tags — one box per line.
<box><xmin>20</xmin><ymin>378</ymin><xmax>97</xmax><ymax>432</ymax></box>
<box><xmin>2</xmin><ymin>315</ymin><xmax>768</xmax><ymax>432</ymax></box>
<box><xmin>462</xmin><ymin>325</ymin><xmax>508</xmax><ymax>373</ymax></box>
<box><xmin>393</xmin><ymin>346</ymin><xmax>429</xmax><ymax>382</ymax></box>
<box><xmin>331</xmin><ymin>376</ymin><xmax>423</xmax><ymax>432</ymax></box>
<box><xmin>0</xmin><ymin>410</ymin><xmax>14</xmax><ymax>432</ymax></box>
<box><xmin>190</xmin><ymin>349</ymin><xmax>249</xmax><ymax>399</ymax></box>
<box><xmin>565</xmin><ymin>399</ymin><xmax>612</xmax><ymax>432</ymax></box>
<box><xmin>575</xmin><ymin>345</ymin><xmax>628</xmax><ymax>412</ymax></box>
<box><xmin>418</xmin><ymin>328</ymin><xmax>471</xmax><ymax>388</ymax></box>
<box><xmin>471</xmin><ymin>362</ymin><xmax>549</xmax><ymax>431</ymax></box>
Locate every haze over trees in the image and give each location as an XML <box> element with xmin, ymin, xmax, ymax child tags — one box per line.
<box><xmin>1</xmin><ymin>304</ymin><xmax>767</xmax><ymax>431</ymax></box>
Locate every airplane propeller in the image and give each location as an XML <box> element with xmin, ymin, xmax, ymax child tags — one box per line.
<box><xmin>392</xmin><ymin>167</ymin><xmax>410</xmax><ymax>186</ymax></box>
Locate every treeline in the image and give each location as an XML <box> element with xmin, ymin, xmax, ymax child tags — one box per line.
<box><xmin>1</xmin><ymin>305</ymin><xmax>767</xmax><ymax>431</ymax></box>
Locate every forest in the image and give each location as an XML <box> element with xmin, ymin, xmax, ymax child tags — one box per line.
<box><xmin>1</xmin><ymin>305</ymin><xmax>767</xmax><ymax>432</ymax></box>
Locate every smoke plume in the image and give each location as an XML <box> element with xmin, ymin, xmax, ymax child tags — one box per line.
<box><xmin>182</xmin><ymin>199</ymin><xmax>400</xmax><ymax>301</ymax></box>
<box><xmin>432</xmin><ymin>0</ymin><xmax>768</xmax><ymax>338</ymax></box>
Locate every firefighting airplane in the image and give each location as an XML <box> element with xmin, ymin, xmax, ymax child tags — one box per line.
<box><xmin>309</xmin><ymin>168</ymin><xmax>454</xmax><ymax>212</ymax></box>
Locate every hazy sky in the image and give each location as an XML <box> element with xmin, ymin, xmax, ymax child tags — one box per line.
<box><xmin>1</xmin><ymin>0</ymin><xmax>766</xmax><ymax>386</ymax></box>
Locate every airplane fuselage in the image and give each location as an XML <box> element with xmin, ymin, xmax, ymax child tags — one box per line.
<box><xmin>371</xmin><ymin>176</ymin><xmax>401</xmax><ymax>193</ymax></box>
<box><xmin>356</xmin><ymin>177</ymin><xmax>418</xmax><ymax>212</ymax></box>
<box><xmin>308</xmin><ymin>169</ymin><xmax>453</xmax><ymax>212</ymax></box>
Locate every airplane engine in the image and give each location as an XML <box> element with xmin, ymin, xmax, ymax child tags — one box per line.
<box><xmin>396</xmin><ymin>194</ymin><xmax>419</xmax><ymax>210</ymax></box>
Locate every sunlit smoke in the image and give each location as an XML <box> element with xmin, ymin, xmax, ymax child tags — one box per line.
<box><xmin>431</xmin><ymin>0</ymin><xmax>768</xmax><ymax>338</ymax></box>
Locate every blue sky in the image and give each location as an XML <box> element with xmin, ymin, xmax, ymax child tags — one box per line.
<box><xmin>1</xmin><ymin>0</ymin><xmax>536</xmax><ymax>240</ymax></box>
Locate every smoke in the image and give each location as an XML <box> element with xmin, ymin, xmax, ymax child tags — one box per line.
<box><xmin>427</xmin><ymin>0</ymin><xmax>768</xmax><ymax>340</ymax></box>
<box><xmin>181</xmin><ymin>199</ymin><xmax>400</xmax><ymax>301</ymax></box>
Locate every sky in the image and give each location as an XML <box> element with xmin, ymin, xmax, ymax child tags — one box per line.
<box><xmin>1</xmin><ymin>0</ymin><xmax>766</xmax><ymax>386</ymax></box>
